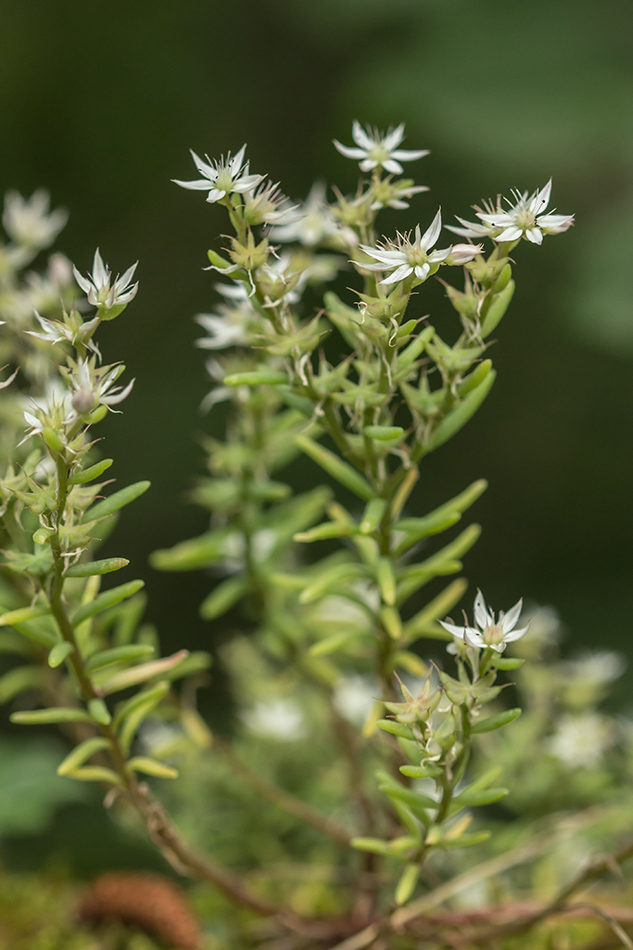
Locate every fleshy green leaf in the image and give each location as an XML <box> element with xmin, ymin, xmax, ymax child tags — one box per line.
<box><xmin>85</xmin><ymin>481</ymin><xmax>151</xmax><ymax>522</ymax></box>
<box><xmin>127</xmin><ymin>756</ymin><xmax>178</xmax><ymax>779</ymax></box>
<box><xmin>84</xmin><ymin>644</ymin><xmax>154</xmax><ymax>673</ymax></box>
<box><xmin>471</xmin><ymin>707</ymin><xmax>522</xmax><ymax>734</ymax></box>
<box><xmin>65</xmin><ymin>557</ymin><xmax>130</xmax><ymax>578</ymax></box>
<box><xmin>224</xmin><ymin>370</ymin><xmax>288</xmax><ymax>386</ymax></box>
<box><xmin>295</xmin><ymin>434</ymin><xmax>375</xmax><ymax>501</ymax></box>
<box><xmin>57</xmin><ymin>737</ymin><xmax>110</xmax><ymax>776</ymax></box>
<box><xmin>72</xmin><ymin>580</ymin><xmax>145</xmax><ymax>625</ymax></box>
<box><xmin>48</xmin><ymin>641</ymin><xmax>74</xmax><ymax>668</ymax></box>
<box><xmin>68</xmin><ymin>458</ymin><xmax>113</xmax><ymax>485</ymax></box>
<box><xmin>11</xmin><ymin>707</ymin><xmax>92</xmax><ymax>725</ymax></box>
<box><xmin>427</xmin><ymin>371</ymin><xmax>496</xmax><ymax>452</ymax></box>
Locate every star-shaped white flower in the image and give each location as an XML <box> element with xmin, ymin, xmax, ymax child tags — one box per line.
<box><xmin>172</xmin><ymin>145</ymin><xmax>264</xmax><ymax>204</ymax></box>
<box><xmin>448</xmin><ymin>182</ymin><xmax>574</xmax><ymax>245</ymax></box>
<box><xmin>334</xmin><ymin>121</ymin><xmax>429</xmax><ymax>175</ymax></box>
<box><xmin>359</xmin><ymin>210</ymin><xmax>481</xmax><ymax>285</ymax></box>
<box><xmin>73</xmin><ymin>249</ymin><xmax>138</xmax><ymax>315</ymax></box>
<box><xmin>67</xmin><ymin>358</ymin><xmax>135</xmax><ymax>416</ymax></box>
<box><xmin>440</xmin><ymin>590</ymin><xmax>529</xmax><ymax>653</ymax></box>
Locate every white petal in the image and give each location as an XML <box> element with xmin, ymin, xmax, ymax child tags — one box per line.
<box><xmin>495</xmin><ymin>225</ymin><xmax>523</xmax><ymax>242</ymax></box>
<box><xmin>501</xmin><ymin>598</ymin><xmax>523</xmax><ymax>633</ymax></box>
<box><xmin>390</xmin><ymin>147</ymin><xmax>429</xmax><ymax>161</ymax></box>
<box><xmin>418</xmin><ymin>209</ymin><xmax>442</xmax><ymax>251</ymax></box>
<box><xmin>190</xmin><ymin>150</ymin><xmax>215</xmax><ymax>179</ymax></box>
<box><xmin>359</xmin><ymin>158</ymin><xmax>379</xmax><ymax>171</ymax></box>
<box><xmin>532</xmin><ymin>180</ymin><xmax>552</xmax><ymax>215</ymax></box>
<box><xmin>464</xmin><ymin>629</ymin><xmax>485</xmax><ymax>649</ymax></box>
<box><xmin>205</xmin><ymin>188</ymin><xmax>225</xmax><ymax>203</ymax></box>
<box><xmin>439</xmin><ymin>620</ymin><xmax>467</xmax><ymax>639</ymax></box>
<box><xmin>0</xmin><ymin>367</ymin><xmax>18</xmax><ymax>390</ymax></box>
<box><xmin>333</xmin><ymin>142</ymin><xmax>367</xmax><ymax>161</ymax></box>
<box><xmin>73</xmin><ymin>266</ymin><xmax>92</xmax><ymax>294</ymax></box>
<box><xmin>380</xmin><ymin>263</ymin><xmax>413</xmax><ymax>284</ymax></box>
<box><xmin>352</xmin><ymin>121</ymin><xmax>374</xmax><ymax>150</ymax></box>
<box><xmin>413</xmin><ymin>262</ymin><xmax>430</xmax><ymax>280</ymax></box>
<box><xmin>230</xmin><ymin>144</ymin><xmax>247</xmax><ymax>173</ymax></box>
<box><xmin>503</xmin><ymin>624</ymin><xmax>529</xmax><ymax>643</ymax></box>
<box><xmin>92</xmin><ymin>249</ymin><xmax>108</xmax><ymax>286</ymax></box>
<box><xmin>172</xmin><ymin>178</ymin><xmax>216</xmax><ymax>191</ymax></box>
<box><xmin>474</xmin><ymin>591</ymin><xmax>489</xmax><ymax>629</ymax></box>
<box><xmin>117</xmin><ymin>262</ymin><xmax>138</xmax><ymax>289</ymax></box>
<box><xmin>538</xmin><ymin>213</ymin><xmax>574</xmax><ymax>232</ymax></box>
<box><xmin>382</xmin><ymin>158</ymin><xmax>404</xmax><ymax>175</ymax></box>
<box><xmin>382</xmin><ymin>123</ymin><xmax>406</xmax><ymax>151</ymax></box>
<box><xmin>103</xmin><ymin>377</ymin><xmax>135</xmax><ymax>405</ymax></box>
<box><xmin>525</xmin><ymin>227</ymin><xmax>543</xmax><ymax>244</ymax></box>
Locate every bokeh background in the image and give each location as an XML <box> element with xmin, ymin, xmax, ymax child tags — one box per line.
<box><xmin>1</xmin><ymin>0</ymin><xmax>632</xmax><ymax>875</ymax></box>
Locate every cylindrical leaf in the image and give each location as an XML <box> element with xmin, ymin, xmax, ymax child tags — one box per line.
<box><xmin>11</xmin><ymin>707</ymin><xmax>92</xmax><ymax>725</ymax></box>
<box><xmin>66</xmin><ymin>558</ymin><xmax>130</xmax><ymax>578</ymax></box>
<box><xmin>86</xmin><ymin>481</ymin><xmax>151</xmax><ymax>522</ymax></box>
<box><xmin>127</xmin><ymin>756</ymin><xmax>178</xmax><ymax>779</ymax></box>
<box><xmin>48</xmin><ymin>641</ymin><xmax>74</xmax><ymax>668</ymax></box>
<box><xmin>57</xmin><ymin>737</ymin><xmax>110</xmax><ymax>776</ymax></box>
<box><xmin>73</xmin><ymin>580</ymin><xmax>145</xmax><ymax>626</ymax></box>
<box><xmin>471</xmin><ymin>707</ymin><xmax>522</xmax><ymax>734</ymax></box>
<box><xmin>224</xmin><ymin>370</ymin><xmax>288</xmax><ymax>386</ymax></box>
<box><xmin>84</xmin><ymin>644</ymin><xmax>154</xmax><ymax>673</ymax></box>
<box><xmin>295</xmin><ymin>435</ymin><xmax>375</xmax><ymax>501</ymax></box>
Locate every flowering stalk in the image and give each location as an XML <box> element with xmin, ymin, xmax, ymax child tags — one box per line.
<box><xmin>157</xmin><ymin>124</ymin><xmax>575</xmax><ymax>917</ymax></box>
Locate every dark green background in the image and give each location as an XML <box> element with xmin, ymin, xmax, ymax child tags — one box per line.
<box><xmin>1</xmin><ymin>1</ymin><xmax>632</xmax><ymax>854</ymax></box>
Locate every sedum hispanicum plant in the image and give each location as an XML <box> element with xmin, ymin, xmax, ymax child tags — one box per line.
<box><xmin>4</xmin><ymin>127</ymin><xmax>633</xmax><ymax>950</ymax></box>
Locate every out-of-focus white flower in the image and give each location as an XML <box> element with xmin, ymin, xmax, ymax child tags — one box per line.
<box><xmin>564</xmin><ymin>651</ymin><xmax>625</xmax><ymax>686</ymax></box>
<box><xmin>440</xmin><ymin>590</ymin><xmax>529</xmax><ymax>653</ymax></box>
<box><xmin>270</xmin><ymin>182</ymin><xmax>339</xmax><ymax>246</ymax></box>
<box><xmin>334</xmin><ymin>121</ymin><xmax>429</xmax><ymax>175</ymax></box>
<box><xmin>448</xmin><ymin>182</ymin><xmax>574</xmax><ymax>245</ymax></box>
<box><xmin>549</xmin><ymin>712</ymin><xmax>614</xmax><ymax>768</ymax></box>
<box><xmin>369</xmin><ymin>178</ymin><xmax>429</xmax><ymax>211</ymax></box>
<box><xmin>241</xmin><ymin>699</ymin><xmax>306</xmax><ymax>741</ymax></box>
<box><xmin>173</xmin><ymin>145</ymin><xmax>264</xmax><ymax>204</ymax></box>
<box><xmin>333</xmin><ymin>675</ymin><xmax>378</xmax><ymax>725</ymax></box>
<box><xmin>73</xmin><ymin>249</ymin><xmax>138</xmax><ymax>315</ymax></box>
<box><xmin>360</xmin><ymin>210</ymin><xmax>481</xmax><ymax>285</ymax></box>
<box><xmin>195</xmin><ymin>305</ymin><xmax>252</xmax><ymax>350</ymax></box>
<box><xmin>2</xmin><ymin>190</ymin><xmax>67</xmax><ymax>249</ymax></box>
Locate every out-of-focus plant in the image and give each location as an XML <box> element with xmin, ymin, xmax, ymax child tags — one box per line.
<box><xmin>4</xmin><ymin>126</ymin><xmax>633</xmax><ymax>950</ymax></box>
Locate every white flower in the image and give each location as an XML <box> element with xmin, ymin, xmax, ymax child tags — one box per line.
<box><xmin>241</xmin><ymin>179</ymin><xmax>295</xmax><ymax>226</ymax></box>
<box><xmin>334</xmin><ymin>121</ymin><xmax>428</xmax><ymax>174</ymax></box>
<box><xmin>2</xmin><ymin>190</ymin><xmax>67</xmax><ymax>249</ymax></box>
<box><xmin>73</xmin><ymin>249</ymin><xmax>138</xmax><ymax>314</ymax></box>
<box><xmin>172</xmin><ymin>145</ymin><xmax>264</xmax><ymax>203</ymax></box>
<box><xmin>370</xmin><ymin>178</ymin><xmax>429</xmax><ymax>211</ymax></box>
<box><xmin>27</xmin><ymin>311</ymin><xmax>101</xmax><ymax>354</ymax></box>
<box><xmin>67</xmin><ymin>358</ymin><xmax>134</xmax><ymax>416</ymax></box>
<box><xmin>448</xmin><ymin>182</ymin><xmax>574</xmax><ymax>245</ymax></box>
<box><xmin>21</xmin><ymin>387</ymin><xmax>75</xmax><ymax>446</ymax></box>
<box><xmin>269</xmin><ymin>182</ymin><xmax>339</xmax><ymax>246</ymax></box>
<box><xmin>241</xmin><ymin>699</ymin><xmax>306</xmax><ymax>741</ymax></box>
<box><xmin>195</xmin><ymin>305</ymin><xmax>251</xmax><ymax>350</ymax></box>
<box><xmin>333</xmin><ymin>675</ymin><xmax>378</xmax><ymax>725</ymax></box>
<box><xmin>549</xmin><ymin>712</ymin><xmax>614</xmax><ymax>768</ymax></box>
<box><xmin>440</xmin><ymin>590</ymin><xmax>528</xmax><ymax>653</ymax></box>
<box><xmin>359</xmin><ymin>210</ymin><xmax>481</xmax><ymax>285</ymax></box>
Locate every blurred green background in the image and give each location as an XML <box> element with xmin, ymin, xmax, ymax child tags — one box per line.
<box><xmin>0</xmin><ymin>0</ymin><xmax>632</xmax><ymax>873</ymax></box>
